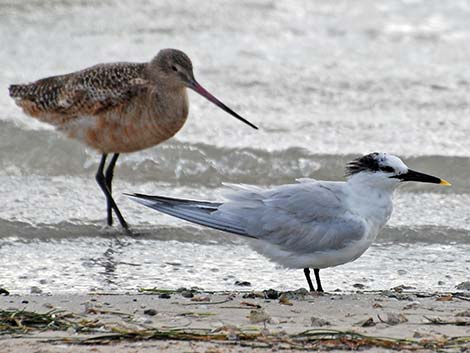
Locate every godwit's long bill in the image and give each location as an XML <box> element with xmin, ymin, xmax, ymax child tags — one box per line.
<box><xmin>9</xmin><ymin>48</ymin><xmax>258</xmax><ymax>230</ymax></box>
<box><xmin>129</xmin><ymin>153</ymin><xmax>450</xmax><ymax>291</ymax></box>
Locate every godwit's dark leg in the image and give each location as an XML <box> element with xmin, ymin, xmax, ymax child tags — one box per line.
<box><xmin>104</xmin><ymin>153</ymin><xmax>120</xmax><ymax>226</ymax></box>
<box><xmin>314</xmin><ymin>268</ymin><xmax>324</xmax><ymax>292</ymax></box>
<box><xmin>95</xmin><ymin>154</ymin><xmax>128</xmax><ymax>229</ymax></box>
<box><xmin>304</xmin><ymin>268</ymin><xmax>315</xmax><ymax>292</ymax></box>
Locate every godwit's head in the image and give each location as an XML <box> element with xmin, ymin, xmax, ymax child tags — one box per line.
<box><xmin>152</xmin><ymin>49</ymin><xmax>195</xmax><ymax>86</ymax></box>
<box><xmin>151</xmin><ymin>48</ymin><xmax>258</xmax><ymax>130</ymax></box>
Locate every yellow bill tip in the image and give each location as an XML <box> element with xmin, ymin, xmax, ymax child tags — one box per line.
<box><xmin>439</xmin><ymin>179</ymin><xmax>451</xmax><ymax>186</ymax></box>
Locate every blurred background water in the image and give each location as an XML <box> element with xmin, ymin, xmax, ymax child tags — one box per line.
<box><xmin>0</xmin><ymin>0</ymin><xmax>469</xmax><ymax>293</ymax></box>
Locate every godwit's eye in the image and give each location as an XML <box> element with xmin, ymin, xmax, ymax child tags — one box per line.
<box><xmin>171</xmin><ymin>65</ymin><xmax>178</xmax><ymax>72</ymax></box>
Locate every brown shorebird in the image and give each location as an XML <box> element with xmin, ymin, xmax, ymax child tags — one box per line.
<box><xmin>9</xmin><ymin>48</ymin><xmax>257</xmax><ymax>230</ymax></box>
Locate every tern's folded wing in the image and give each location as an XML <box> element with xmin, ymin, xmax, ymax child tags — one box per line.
<box><xmin>129</xmin><ymin>181</ymin><xmax>367</xmax><ymax>254</ymax></box>
<box><xmin>218</xmin><ymin>181</ymin><xmax>367</xmax><ymax>253</ymax></box>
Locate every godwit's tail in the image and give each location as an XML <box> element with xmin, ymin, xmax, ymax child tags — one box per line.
<box><xmin>8</xmin><ymin>76</ymin><xmax>66</xmax><ymax>115</ymax></box>
<box><xmin>9</xmin><ymin>84</ymin><xmax>30</xmax><ymax>100</ymax></box>
<box><xmin>9</xmin><ymin>81</ymin><xmax>61</xmax><ymax>121</ymax></box>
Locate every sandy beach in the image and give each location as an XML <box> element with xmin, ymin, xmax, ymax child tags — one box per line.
<box><xmin>1</xmin><ymin>288</ymin><xmax>469</xmax><ymax>352</ymax></box>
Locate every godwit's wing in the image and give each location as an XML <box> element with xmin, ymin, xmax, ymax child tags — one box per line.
<box><xmin>9</xmin><ymin>63</ymin><xmax>149</xmax><ymax>122</ymax></box>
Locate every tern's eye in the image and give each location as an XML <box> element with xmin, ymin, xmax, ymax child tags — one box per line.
<box><xmin>380</xmin><ymin>166</ymin><xmax>395</xmax><ymax>173</ymax></box>
<box><xmin>171</xmin><ymin>65</ymin><xmax>178</xmax><ymax>72</ymax></box>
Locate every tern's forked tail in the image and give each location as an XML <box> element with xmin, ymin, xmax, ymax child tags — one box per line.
<box><xmin>127</xmin><ymin>193</ymin><xmax>253</xmax><ymax>237</ymax></box>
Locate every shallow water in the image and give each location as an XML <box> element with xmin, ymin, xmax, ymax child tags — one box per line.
<box><xmin>0</xmin><ymin>0</ymin><xmax>469</xmax><ymax>293</ymax></box>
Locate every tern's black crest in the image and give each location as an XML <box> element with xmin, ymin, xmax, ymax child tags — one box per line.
<box><xmin>346</xmin><ymin>152</ymin><xmax>382</xmax><ymax>176</ymax></box>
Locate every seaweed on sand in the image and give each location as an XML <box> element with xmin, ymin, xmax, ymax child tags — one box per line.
<box><xmin>2</xmin><ymin>309</ymin><xmax>470</xmax><ymax>351</ymax></box>
<box><xmin>0</xmin><ymin>309</ymin><xmax>72</xmax><ymax>334</ymax></box>
<box><xmin>63</xmin><ymin>327</ymin><xmax>470</xmax><ymax>351</ymax></box>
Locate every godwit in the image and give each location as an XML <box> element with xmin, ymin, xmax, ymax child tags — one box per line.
<box><xmin>129</xmin><ymin>153</ymin><xmax>450</xmax><ymax>291</ymax></box>
<box><xmin>9</xmin><ymin>48</ymin><xmax>257</xmax><ymax>230</ymax></box>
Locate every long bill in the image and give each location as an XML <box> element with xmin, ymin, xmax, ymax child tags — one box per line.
<box><xmin>188</xmin><ymin>80</ymin><xmax>258</xmax><ymax>130</ymax></box>
<box><xmin>393</xmin><ymin>169</ymin><xmax>451</xmax><ymax>185</ymax></box>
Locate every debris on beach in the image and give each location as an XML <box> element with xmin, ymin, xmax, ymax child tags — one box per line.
<box><xmin>263</xmin><ymin>289</ymin><xmax>280</xmax><ymax>300</ymax></box>
<box><xmin>30</xmin><ymin>286</ymin><xmax>43</xmax><ymax>294</ymax></box>
<box><xmin>242</xmin><ymin>291</ymin><xmax>264</xmax><ymax>299</ymax></box>
<box><xmin>403</xmin><ymin>301</ymin><xmax>421</xmax><ymax>310</ymax></box>
<box><xmin>0</xmin><ymin>309</ymin><xmax>72</xmax><ymax>333</ymax></box>
<box><xmin>456</xmin><ymin>281</ymin><xmax>470</xmax><ymax>290</ymax></box>
<box><xmin>423</xmin><ymin>316</ymin><xmax>470</xmax><ymax>326</ymax></box>
<box><xmin>381</xmin><ymin>290</ymin><xmax>414</xmax><ymax>301</ymax></box>
<box><xmin>138</xmin><ymin>288</ymin><xmax>178</xmax><ymax>294</ymax></box>
<box><xmin>455</xmin><ymin>309</ymin><xmax>470</xmax><ymax>317</ymax></box>
<box><xmin>1</xmin><ymin>302</ymin><xmax>469</xmax><ymax>352</ymax></box>
<box><xmin>378</xmin><ymin>312</ymin><xmax>408</xmax><ymax>325</ymax></box>
<box><xmin>239</xmin><ymin>301</ymin><xmax>261</xmax><ymax>308</ymax></box>
<box><xmin>278</xmin><ymin>294</ymin><xmax>293</xmax><ymax>306</ymax></box>
<box><xmin>191</xmin><ymin>295</ymin><xmax>211</xmax><ymax>302</ymax></box>
<box><xmin>436</xmin><ymin>294</ymin><xmax>453</xmax><ymax>301</ymax></box>
<box><xmin>392</xmin><ymin>284</ymin><xmax>416</xmax><ymax>292</ymax></box>
<box><xmin>234</xmin><ymin>280</ymin><xmax>251</xmax><ymax>287</ymax></box>
<box><xmin>143</xmin><ymin>309</ymin><xmax>157</xmax><ymax>316</ymax></box>
<box><xmin>354</xmin><ymin>317</ymin><xmax>376</xmax><ymax>327</ymax></box>
<box><xmin>181</xmin><ymin>290</ymin><xmax>194</xmax><ymax>298</ymax></box>
<box><xmin>249</xmin><ymin>308</ymin><xmax>271</xmax><ymax>324</ymax></box>
<box><xmin>310</xmin><ymin>316</ymin><xmax>330</xmax><ymax>327</ymax></box>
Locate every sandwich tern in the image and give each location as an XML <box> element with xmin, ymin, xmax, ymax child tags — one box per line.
<box><xmin>129</xmin><ymin>152</ymin><xmax>450</xmax><ymax>291</ymax></box>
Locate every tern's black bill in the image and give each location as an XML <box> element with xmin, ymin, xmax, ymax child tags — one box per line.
<box><xmin>391</xmin><ymin>169</ymin><xmax>450</xmax><ymax>185</ymax></box>
<box><xmin>188</xmin><ymin>80</ymin><xmax>258</xmax><ymax>130</ymax></box>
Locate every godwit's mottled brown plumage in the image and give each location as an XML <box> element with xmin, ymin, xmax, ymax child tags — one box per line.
<box><xmin>9</xmin><ymin>48</ymin><xmax>257</xmax><ymax>229</ymax></box>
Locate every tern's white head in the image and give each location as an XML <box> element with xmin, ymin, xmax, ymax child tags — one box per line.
<box><xmin>345</xmin><ymin>152</ymin><xmax>450</xmax><ymax>190</ymax></box>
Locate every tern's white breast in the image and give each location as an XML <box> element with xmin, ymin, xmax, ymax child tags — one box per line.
<box><xmin>247</xmin><ymin>182</ymin><xmax>394</xmax><ymax>270</ymax></box>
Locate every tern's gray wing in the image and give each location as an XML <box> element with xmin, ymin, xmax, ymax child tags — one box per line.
<box><xmin>129</xmin><ymin>180</ymin><xmax>366</xmax><ymax>254</ymax></box>
<box><xmin>218</xmin><ymin>182</ymin><xmax>367</xmax><ymax>254</ymax></box>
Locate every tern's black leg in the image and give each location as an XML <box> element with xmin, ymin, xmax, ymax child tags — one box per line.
<box><xmin>314</xmin><ymin>268</ymin><xmax>324</xmax><ymax>292</ymax></box>
<box><xmin>104</xmin><ymin>153</ymin><xmax>120</xmax><ymax>226</ymax></box>
<box><xmin>95</xmin><ymin>154</ymin><xmax>128</xmax><ymax>229</ymax></box>
<box><xmin>304</xmin><ymin>268</ymin><xmax>315</xmax><ymax>292</ymax></box>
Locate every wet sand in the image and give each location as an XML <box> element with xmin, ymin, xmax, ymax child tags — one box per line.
<box><xmin>1</xmin><ymin>289</ymin><xmax>469</xmax><ymax>352</ymax></box>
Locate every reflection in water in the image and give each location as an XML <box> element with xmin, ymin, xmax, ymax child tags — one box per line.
<box><xmin>90</xmin><ymin>237</ymin><xmax>140</xmax><ymax>287</ymax></box>
<box><xmin>99</xmin><ymin>244</ymin><xmax>119</xmax><ymax>283</ymax></box>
